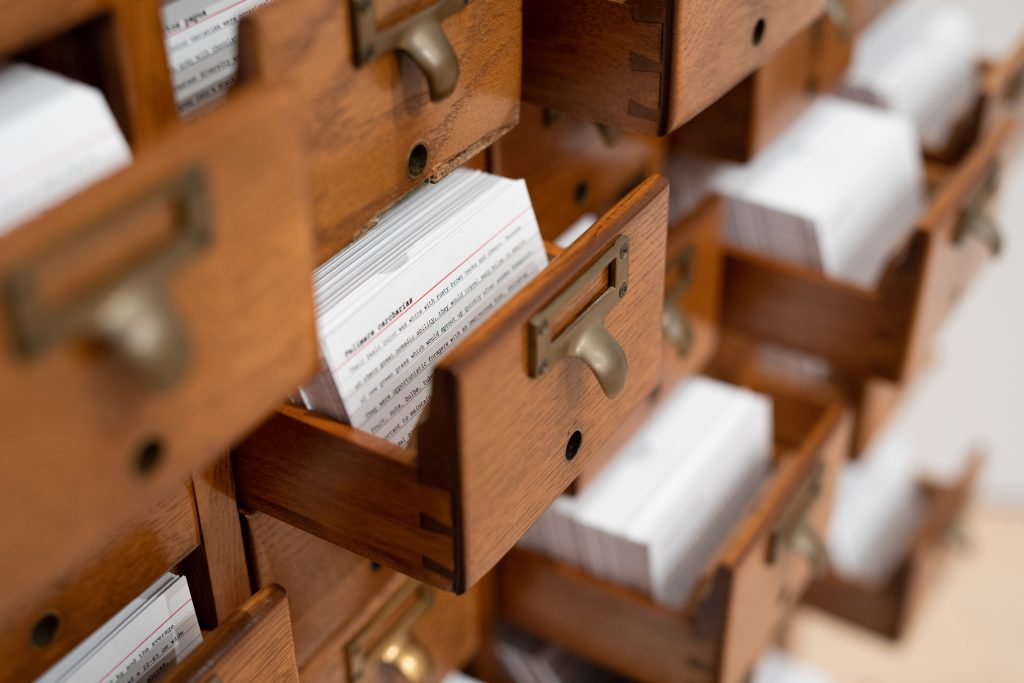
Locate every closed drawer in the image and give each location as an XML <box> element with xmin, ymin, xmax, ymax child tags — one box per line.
<box><xmin>722</xmin><ymin>117</ymin><xmax>1015</xmax><ymax>383</ymax></box>
<box><xmin>522</xmin><ymin>0</ymin><xmax>825</xmax><ymax>136</ymax></box>
<box><xmin>488</xmin><ymin>103</ymin><xmax>667</xmax><ymax>238</ymax></box>
<box><xmin>233</xmin><ymin>177</ymin><xmax>669</xmax><ymax>593</ymax></box>
<box><xmin>164</xmin><ymin>585</ymin><xmax>301</xmax><ymax>682</ymax></box>
<box><xmin>300</xmin><ymin>579</ymin><xmax>484</xmax><ymax>683</ymax></box>
<box><xmin>0</xmin><ymin>88</ymin><xmax>317</xmax><ymax>608</ymax></box>
<box><xmin>804</xmin><ymin>455</ymin><xmax>982</xmax><ymax>640</ymax></box>
<box><xmin>1</xmin><ymin>486</ymin><xmax>200</xmax><ymax>683</ymax></box>
<box><xmin>240</xmin><ymin>0</ymin><xmax>522</xmax><ymax>263</ymax></box>
<box><xmin>499</xmin><ymin>372</ymin><xmax>849</xmax><ymax>683</ymax></box>
<box><xmin>0</xmin><ymin>0</ymin><xmax>176</xmax><ymax>147</ymax></box>
<box><xmin>242</xmin><ymin>510</ymin><xmax>395</xmax><ymax>668</ymax></box>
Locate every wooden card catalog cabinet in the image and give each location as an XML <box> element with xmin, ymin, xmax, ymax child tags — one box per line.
<box><xmin>164</xmin><ymin>586</ymin><xmax>301</xmax><ymax>683</ymax></box>
<box><xmin>0</xmin><ymin>89</ymin><xmax>317</xmax><ymax>617</ymax></box>
<box><xmin>239</xmin><ymin>0</ymin><xmax>523</xmax><ymax>262</ymax></box>
<box><xmin>521</xmin><ymin>0</ymin><xmax>825</xmax><ymax>136</ymax></box>
<box><xmin>805</xmin><ymin>455</ymin><xmax>982</xmax><ymax>639</ymax></box>
<box><xmin>233</xmin><ymin>178</ymin><xmax>669</xmax><ymax>594</ymax></box>
<box><xmin>0</xmin><ymin>0</ymin><xmax>176</xmax><ymax>148</ymax></box>
<box><xmin>500</xmin><ymin>375</ymin><xmax>850</xmax><ymax>683</ymax></box>
<box><xmin>488</xmin><ymin>103</ymin><xmax>667</xmax><ymax>237</ymax></box>
<box><xmin>722</xmin><ymin>118</ymin><xmax>1014</xmax><ymax>384</ymax></box>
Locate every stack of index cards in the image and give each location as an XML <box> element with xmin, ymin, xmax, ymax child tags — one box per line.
<box><xmin>0</xmin><ymin>64</ymin><xmax>131</xmax><ymax>237</ymax></box>
<box><xmin>751</xmin><ymin>649</ymin><xmax>837</xmax><ymax>683</ymax></box>
<box><xmin>841</xmin><ymin>0</ymin><xmax>979</xmax><ymax>151</ymax></box>
<box><xmin>298</xmin><ymin>168</ymin><xmax>548</xmax><ymax>448</ymax></box>
<box><xmin>35</xmin><ymin>573</ymin><xmax>201</xmax><ymax>683</ymax></box>
<box><xmin>496</xmin><ymin>628</ymin><xmax>625</xmax><ymax>683</ymax></box>
<box><xmin>161</xmin><ymin>0</ymin><xmax>275</xmax><ymax>116</ymax></box>
<box><xmin>519</xmin><ymin>377</ymin><xmax>773</xmax><ymax>610</ymax></box>
<box><xmin>703</xmin><ymin>96</ymin><xmax>926</xmax><ymax>288</ymax></box>
<box><xmin>826</xmin><ymin>428</ymin><xmax>928</xmax><ymax>587</ymax></box>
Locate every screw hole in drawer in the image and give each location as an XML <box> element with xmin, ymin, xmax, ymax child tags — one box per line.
<box><xmin>135</xmin><ymin>438</ymin><xmax>164</xmax><ymax>475</ymax></box>
<box><xmin>574</xmin><ymin>181</ymin><xmax>589</xmax><ymax>206</ymax></box>
<box><xmin>753</xmin><ymin>18</ymin><xmax>766</xmax><ymax>46</ymax></box>
<box><xmin>565</xmin><ymin>430</ymin><xmax>583</xmax><ymax>461</ymax></box>
<box><xmin>408</xmin><ymin>143</ymin><xmax>429</xmax><ymax>178</ymax></box>
<box><xmin>31</xmin><ymin>612</ymin><xmax>60</xmax><ymax>648</ymax></box>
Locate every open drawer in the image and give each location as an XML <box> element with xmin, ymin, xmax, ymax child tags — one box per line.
<box><xmin>239</xmin><ymin>0</ymin><xmax>522</xmax><ymax>262</ymax></box>
<box><xmin>232</xmin><ymin>177</ymin><xmax>669</xmax><ymax>593</ymax></box>
<box><xmin>0</xmin><ymin>0</ymin><xmax>176</xmax><ymax>148</ymax></box>
<box><xmin>301</xmin><ymin>578</ymin><xmax>483</xmax><ymax>682</ymax></box>
<box><xmin>3</xmin><ymin>461</ymin><xmax>251</xmax><ymax>683</ymax></box>
<box><xmin>0</xmin><ymin>88</ymin><xmax>316</xmax><ymax>615</ymax></box>
<box><xmin>521</xmin><ymin>0</ymin><xmax>824</xmax><ymax>136</ymax></box>
<box><xmin>722</xmin><ymin>116</ymin><xmax>1015</xmax><ymax>383</ymax></box>
<box><xmin>499</xmin><ymin>369</ymin><xmax>850</xmax><ymax>683</ymax></box>
<box><xmin>488</xmin><ymin>103</ymin><xmax>667</xmax><ymax>238</ymax></box>
<box><xmin>804</xmin><ymin>455</ymin><xmax>982</xmax><ymax>639</ymax></box>
<box><xmin>164</xmin><ymin>585</ymin><xmax>301</xmax><ymax>682</ymax></box>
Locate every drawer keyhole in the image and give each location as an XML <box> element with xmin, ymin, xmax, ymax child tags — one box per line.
<box><xmin>753</xmin><ymin>19</ymin><xmax>766</xmax><ymax>46</ymax></box>
<box><xmin>31</xmin><ymin>612</ymin><xmax>60</xmax><ymax>648</ymax></box>
<box><xmin>565</xmin><ymin>430</ymin><xmax>583</xmax><ymax>461</ymax></box>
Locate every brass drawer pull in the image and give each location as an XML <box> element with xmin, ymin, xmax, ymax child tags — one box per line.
<box><xmin>825</xmin><ymin>0</ymin><xmax>852</xmax><ymax>37</ymax></box>
<box><xmin>956</xmin><ymin>165</ymin><xmax>1003</xmax><ymax>256</ymax></box>
<box><xmin>6</xmin><ymin>167</ymin><xmax>211</xmax><ymax>390</ymax></box>
<box><xmin>662</xmin><ymin>244</ymin><xmax>696</xmax><ymax>358</ymax></box>
<box><xmin>767</xmin><ymin>464</ymin><xmax>829</xmax><ymax>577</ymax></box>
<box><xmin>347</xmin><ymin>582</ymin><xmax>435</xmax><ymax>682</ymax></box>
<box><xmin>529</xmin><ymin>236</ymin><xmax>630</xmax><ymax>399</ymax></box>
<box><xmin>351</xmin><ymin>0</ymin><xmax>468</xmax><ymax>101</ymax></box>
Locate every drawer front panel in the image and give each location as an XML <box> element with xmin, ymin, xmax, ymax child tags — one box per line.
<box><xmin>0</xmin><ymin>88</ymin><xmax>317</xmax><ymax>607</ymax></box>
<box><xmin>2</xmin><ymin>486</ymin><xmax>199</xmax><ymax>683</ymax></box>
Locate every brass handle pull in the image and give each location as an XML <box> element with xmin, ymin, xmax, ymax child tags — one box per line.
<box><xmin>6</xmin><ymin>167</ymin><xmax>211</xmax><ymax>390</ymax></box>
<box><xmin>767</xmin><ymin>464</ymin><xmax>828</xmax><ymax>577</ymax></box>
<box><xmin>956</xmin><ymin>165</ymin><xmax>1003</xmax><ymax>257</ymax></box>
<box><xmin>662</xmin><ymin>244</ymin><xmax>696</xmax><ymax>358</ymax></box>
<box><xmin>787</xmin><ymin>521</ymin><xmax>829</xmax><ymax>578</ymax></box>
<box><xmin>347</xmin><ymin>582</ymin><xmax>434</xmax><ymax>682</ymax></box>
<box><xmin>351</xmin><ymin>0</ymin><xmax>467</xmax><ymax>101</ymax></box>
<box><xmin>529</xmin><ymin>236</ymin><xmax>630</xmax><ymax>399</ymax></box>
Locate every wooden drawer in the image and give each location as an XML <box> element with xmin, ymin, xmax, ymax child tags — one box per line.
<box><xmin>164</xmin><ymin>585</ymin><xmax>301</xmax><ymax>682</ymax></box>
<box><xmin>242</xmin><ymin>510</ymin><xmax>396</xmax><ymax>668</ymax></box>
<box><xmin>233</xmin><ymin>177</ymin><xmax>669</xmax><ymax>594</ymax></box>
<box><xmin>301</xmin><ymin>579</ymin><xmax>484</xmax><ymax>683</ymax></box>
<box><xmin>0</xmin><ymin>88</ymin><xmax>317</xmax><ymax>611</ymax></box>
<box><xmin>722</xmin><ymin>116</ymin><xmax>1015</xmax><ymax>383</ymax></box>
<box><xmin>0</xmin><ymin>0</ymin><xmax>175</xmax><ymax>148</ymax></box>
<box><xmin>521</xmin><ymin>0</ymin><xmax>824</xmax><ymax>136</ymax></box>
<box><xmin>488</xmin><ymin>103</ymin><xmax>667</xmax><ymax>238</ymax></box>
<box><xmin>804</xmin><ymin>455</ymin><xmax>982</xmax><ymax>639</ymax></box>
<box><xmin>239</xmin><ymin>0</ymin><xmax>522</xmax><ymax>263</ymax></box>
<box><xmin>1</xmin><ymin>486</ymin><xmax>199</xmax><ymax>683</ymax></box>
<box><xmin>499</xmin><ymin>372</ymin><xmax>850</xmax><ymax>683</ymax></box>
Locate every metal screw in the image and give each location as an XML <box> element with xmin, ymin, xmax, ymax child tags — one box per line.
<box><xmin>537</xmin><ymin>319</ymin><xmax>549</xmax><ymax>334</ymax></box>
<box><xmin>355</xmin><ymin>0</ymin><xmax>371</xmax><ymax>12</ymax></box>
<box><xmin>538</xmin><ymin>360</ymin><xmax>549</xmax><ymax>375</ymax></box>
<box><xmin>362</xmin><ymin>46</ymin><xmax>375</xmax><ymax>62</ymax></box>
<box><xmin>618</xmin><ymin>282</ymin><xmax>628</xmax><ymax>298</ymax></box>
<box><xmin>619</xmin><ymin>243</ymin><xmax>629</xmax><ymax>259</ymax></box>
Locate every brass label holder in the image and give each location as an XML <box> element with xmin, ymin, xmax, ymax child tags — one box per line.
<box><xmin>529</xmin><ymin>236</ymin><xmax>630</xmax><ymax>399</ymax></box>
<box><xmin>350</xmin><ymin>0</ymin><xmax>468</xmax><ymax>101</ymax></box>
<box><xmin>346</xmin><ymin>582</ymin><xmax>435</xmax><ymax>683</ymax></box>
<box><xmin>955</xmin><ymin>163</ymin><xmax>1004</xmax><ymax>256</ymax></box>
<box><xmin>6</xmin><ymin>166</ymin><xmax>211</xmax><ymax>390</ymax></box>
<box><xmin>662</xmin><ymin>244</ymin><xmax>696</xmax><ymax>358</ymax></box>
<box><xmin>766</xmin><ymin>463</ymin><xmax>828</xmax><ymax>577</ymax></box>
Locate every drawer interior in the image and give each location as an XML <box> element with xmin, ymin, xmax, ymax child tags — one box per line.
<box><xmin>803</xmin><ymin>454</ymin><xmax>982</xmax><ymax>639</ymax></box>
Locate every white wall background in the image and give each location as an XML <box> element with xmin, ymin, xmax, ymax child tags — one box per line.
<box><xmin>893</xmin><ymin>0</ymin><xmax>1024</xmax><ymax>506</ymax></box>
